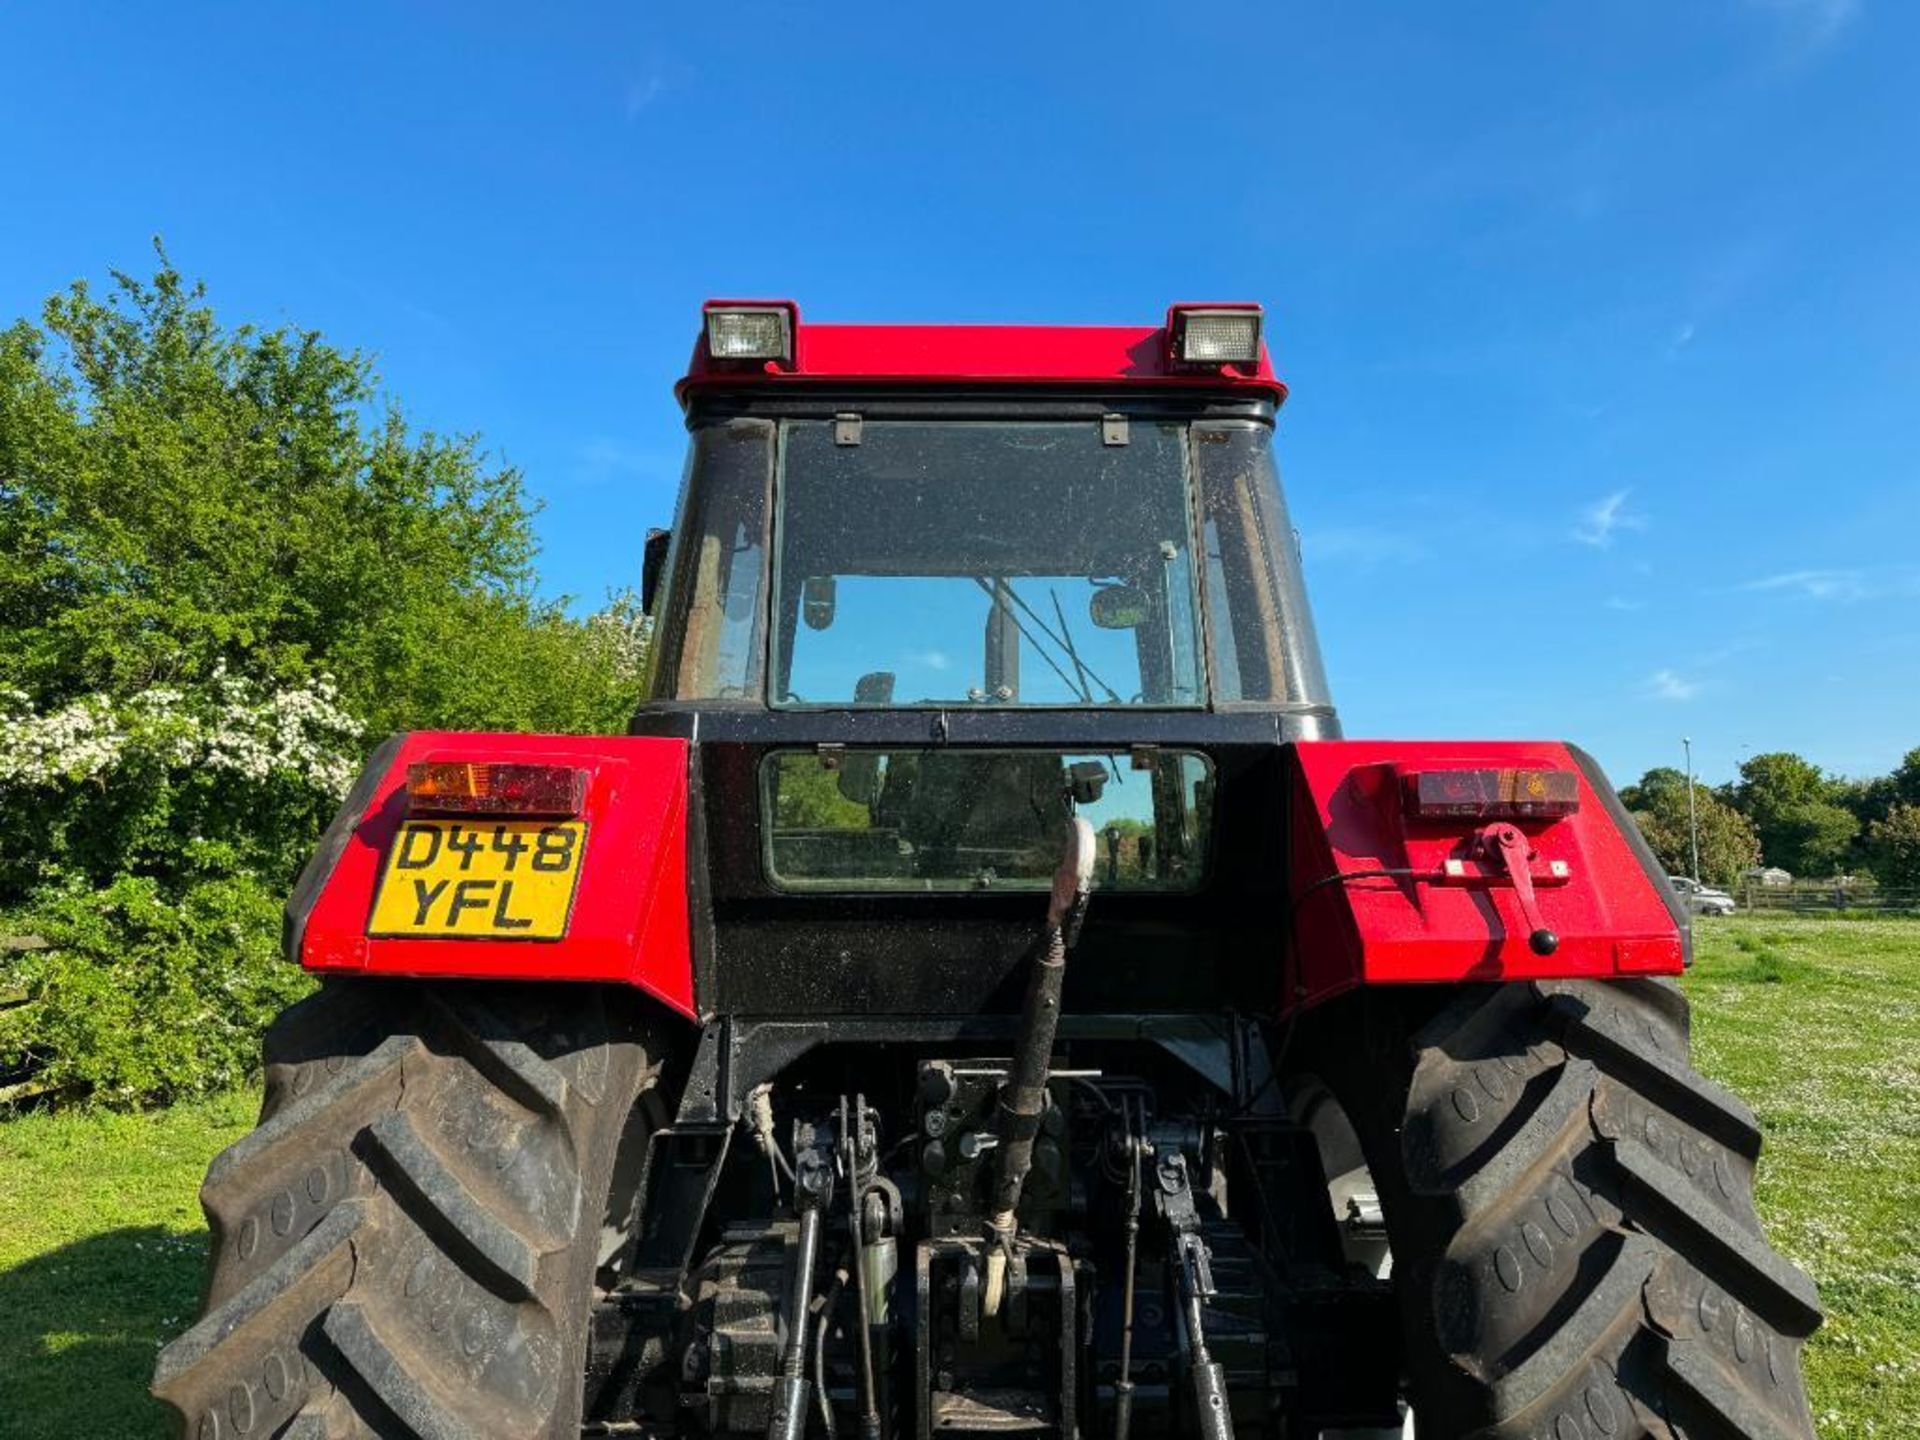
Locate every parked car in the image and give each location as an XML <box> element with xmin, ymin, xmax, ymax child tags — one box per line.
<box><xmin>1672</xmin><ymin>874</ymin><xmax>1738</xmax><ymax>915</ymax></box>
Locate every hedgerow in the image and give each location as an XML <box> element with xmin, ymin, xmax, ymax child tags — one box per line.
<box><xmin>0</xmin><ymin>251</ymin><xmax>646</xmax><ymax>1108</ymax></box>
<box><xmin>0</xmin><ymin>875</ymin><xmax>313</xmax><ymax>1107</ymax></box>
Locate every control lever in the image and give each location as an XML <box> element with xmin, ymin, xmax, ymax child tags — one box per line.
<box><xmin>1112</xmin><ymin>1124</ymin><xmax>1146</xmax><ymax>1440</ymax></box>
<box><xmin>1481</xmin><ymin>823</ymin><xmax>1558</xmax><ymax>956</ymax></box>
<box><xmin>767</xmin><ymin>1126</ymin><xmax>834</xmax><ymax>1440</ymax></box>
<box><xmin>842</xmin><ymin>1096</ymin><xmax>885</xmax><ymax>1440</ymax></box>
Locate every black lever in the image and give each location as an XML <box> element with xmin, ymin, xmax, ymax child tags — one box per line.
<box><xmin>1156</xmin><ymin>1152</ymin><xmax>1232</xmax><ymax>1440</ymax></box>
<box><xmin>767</xmin><ymin>1126</ymin><xmax>834</xmax><ymax>1440</ymax></box>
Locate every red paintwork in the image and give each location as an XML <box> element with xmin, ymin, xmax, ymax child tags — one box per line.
<box><xmin>677</xmin><ymin>300</ymin><xmax>1287</xmax><ymax>405</ymax></box>
<box><xmin>298</xmin><ymin>732</ymin><xmax>695</xmax><ymax>1019</ymax></box>
<box><xmin>1283</xmin><ymin>740</ymin><xmax>1684</xmax><ymax>1015</ymax></box>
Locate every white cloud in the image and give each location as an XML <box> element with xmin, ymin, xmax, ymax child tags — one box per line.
<box><xmin>912</xmin><ymin>650</ymin><xmax>952</xmax><ymax>672</ymax></box>
<box><xmin>621</xmin><ymin>55</ymin><xmax>695</xmax><ymax>121</ymax></box>
<box><xmin>1573</xmin><ymin>489</ymin><xmax>1647</xmax><ymax>548</ymax></box>
<box><xmin>1736</xmin><ymin>568</ymin><xmax>1867</xmax><ymax>601</ymax></box>
<box><xmin>1604</xmin><ymin>595</ymin><xmax>1644</xmax><ymax>612</ymax></box>
<box><xmin>624</xmin><ymin>73</ymin><xmax>667</xmax><ymax>120</ymax></box>
<box><xmin>1750</xmin><ymin>0</ymin><xmax>1859</xmax><ymax>48</ymax></box>
<box><xmin>1646</xmin><ymin>669</ymin><xmax>1702</xmax><ymax>702</ymax></box>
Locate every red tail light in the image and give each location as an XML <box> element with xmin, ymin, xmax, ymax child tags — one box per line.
<box><xmin>1403</xmin><ymin>768</ymin><xmax>1579</xmax><ymax>821</ymax></box>
<box><xmin>406</xmin><ymin>762</ymin><xmax>586</xmax><ymax>817</ymax></box>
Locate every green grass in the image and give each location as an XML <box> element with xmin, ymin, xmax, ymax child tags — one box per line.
<box><xmin>1682</xmin><ymin>915</ymin><xmax>1920</xmax><ymax>1437</ymax></box>
<box><xmin>0</xmin><ymin>917</ymin><xmax>1914</xmax><ymax>1438</ymax></box>
<box><xmin>0</xmin><ymin>1089</ymin><xmax>256</xmax><ymax>1440</ymax></box>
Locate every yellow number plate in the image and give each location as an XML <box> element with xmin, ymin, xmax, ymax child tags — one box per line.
<box><xmin>369</xmin><ymin>820</ymin><xmax>587</xmax><ymax>940</ymax></box>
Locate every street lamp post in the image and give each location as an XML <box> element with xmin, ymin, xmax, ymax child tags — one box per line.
<box><xmin>1682</xmin><ymin>736</ymin><xmax>1700</xmax><ymax>883</ymax></box>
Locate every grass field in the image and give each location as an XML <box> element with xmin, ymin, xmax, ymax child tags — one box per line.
<box><xmin>1681</xmin><ymin>917</ymin><xmax>1920</xmax><ymax>1435</ymax></box>
<box><xmin>0</xmin><ymin>915</ymin><xmax>1914</xmax><ymax>1439</ymax></box>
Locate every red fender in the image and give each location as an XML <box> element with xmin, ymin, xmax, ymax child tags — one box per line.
<box><xmin>1283</xmin><ymin>740</ymin><xmax>1686</xmax><ymax>1016</ymax></box>
<box><xmin>288</xmin><ymin>732</ymin><xmax>695</xmax><ymax>1019</ymax></box>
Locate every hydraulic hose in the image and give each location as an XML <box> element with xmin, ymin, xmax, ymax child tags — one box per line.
<box><xmin>984</xmin><ymin>817</ymin><xmax>1094</xmax><ymax>1316</ymax></box>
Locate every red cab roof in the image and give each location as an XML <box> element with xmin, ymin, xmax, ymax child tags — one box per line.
<box><xmin>677</xmin><ymin>301</ymin><xmax>1287</xmax><ymax>406</ymax></box>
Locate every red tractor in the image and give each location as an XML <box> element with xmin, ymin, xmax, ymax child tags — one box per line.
<box><xmin>155</xmin><ymin>303</ymin><xmax>1820</xmax><ymax>1440</ymax></box>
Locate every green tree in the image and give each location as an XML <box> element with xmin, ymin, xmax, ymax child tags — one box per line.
<box><xmin>0</xmin><ymin>247</ymin><xmax>643</xmax><ymax>737</ymax></box>
<box><xmin>770</xmin><ymin>755</ymin><xmax>873</xmax><ymax>830</ymax></box>
<box><xmin>1620</xmin><ymin>768</ymin><xmax>1761</xmax><ymax>889</ymax></box>
<box><xmin>1832</xmin><ymin>773</ymin><xmax>1899</xmax><ymax>865</ymax></box>
<box><xmin>1770</xmin><ymin>802</ymin><xmax>1861</xmax><ymax>877</ymax></box>
<box><xmin>1893</xmin><ymin>748</ymin><xmax>1920</xmax><ymax>808</ymax></box>
<box><xmin>1865</xmin><ymin>804</ymin><xmax>1920</xmax><ymax>889</ymax></box>
<box><xmin>0</xmin><ymin>253</ymin><xmax>652</xmax><ymax>1105</ymax></box>
<box><xmin>1722</xmin><ymin>751</ymin><xmax>1858</xmax><ymax>878</ymax></box>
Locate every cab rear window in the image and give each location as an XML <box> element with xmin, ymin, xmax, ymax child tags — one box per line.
<box><xmin>760</xmin><ymin>748</ymin><xmax>1212</xmax><ymax>893</ymax></box>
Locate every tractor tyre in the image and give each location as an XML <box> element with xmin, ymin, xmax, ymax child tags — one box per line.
<box><xmin>1290</xmin><ymin>977</ymin><xmax>1821</xmax><ymax>1440</ymax></box>
<box><xmin>153</xmin><ymin>979</ymin><xmax>666</xmax><ymax>1440</ymax></box>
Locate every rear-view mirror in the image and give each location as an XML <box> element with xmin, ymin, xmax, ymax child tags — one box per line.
<box><xmin>641</xmin><ymin>528</ymin><xmax>672</xmax><ymax>614</ymax></box>
<box><xmin>837</xmin><ymin>754</ymin><xmax>883</xmax><ymax>806</ymax></box>
<box><xmin>1088</xmin><ymin>584</ymin><xmax>1149</xmax><ymax>630</ymax></box>
<box><xmin>802</xmin><ymin>575</ymin><xmax>838</xmax><ymax>630</ymax></box>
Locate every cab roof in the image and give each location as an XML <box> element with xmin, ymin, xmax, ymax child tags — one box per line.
<box><xmin>676</xmin><ymin>301</ymin><xmax>1287</xmax><ymax>407</ymax></box>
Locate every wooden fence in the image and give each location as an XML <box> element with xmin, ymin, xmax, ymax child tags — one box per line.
<box><xmin>1737</xmin><ymin>883</ymin><xmax>1920</xmax><ymax>914</ymax></box>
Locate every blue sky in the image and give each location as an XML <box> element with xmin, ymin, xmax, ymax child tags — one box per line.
<box><xmin>3</xmin><ymin>2</ymin><xmax>1914</xmax><ymax>786</ymax></box>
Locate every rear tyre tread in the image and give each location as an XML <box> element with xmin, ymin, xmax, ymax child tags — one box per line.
<box><xmin>1445</xmin><ymin>1060</ymin><xmax>1595</xmax><ymax>1214</ymax></box>
<box><xmin>361</xmin><ymin>1110</ymin><xmax>544</xmax><ymax>1300</ymax></box>
<box><xmin>425</xmin><ymin>988</ymin><xmax>575</xmax><ymax>1118</ymax></box>
<box><xmin>155</xmin><ymin>1200</ymin><xmax>366</xmax><ymax>1398</ymax></box>
<box><xmin>1305</xmin><ymin>978</ymin><xmax>1821</xmax><ymax>1440</ymax></box>
<box><xmin>1538</xmin><ymin>982</ymin><xmax>1762</xmax><ymax>1159</ymax></box>
<box><xmin>1657</xmin><ymin>1335</ymin><xmax>1810</xmax><ymax>1440</ymax></box>
<box><xmin>322</xmin><ymin>1300</ymin><xmax>488</xmax><ymax>1440</ymax></box>
<box><xmin>1478</xmin><ymin>1229</ymin><xmax>1652</xmax><ymax>1415</ymax></box>
<box><xmin>203</xmin><ymin>1036</ymin><xmax>413</xmax><ymax>1202</ymax></box>
<box><xmin>154</xmin><ymin>981</ymin><xmax>657</xmax><ymax>1440</ymax></box>
<box><xmin>1604</xmin><ymin>1136</ymin><xmax>1821</xmax><ymax>1336</ymax></box>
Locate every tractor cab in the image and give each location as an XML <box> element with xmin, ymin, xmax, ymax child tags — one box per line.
<box><xmin>637</xmin><ymin>303</ymin><xmax>1334</xmax><ymax>915</ymax></box>
<box><xmin>644</xmin><ymin>301</ymin><xmax>1330</xmax><ymax>719</ymax></box>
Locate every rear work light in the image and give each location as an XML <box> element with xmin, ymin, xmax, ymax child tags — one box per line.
<box><xmin>705</xmin><ymin>303</ymin><xmax>794</xmax><ymax>363</ymax></box>
<box><xmin>1404</xmin><ymin>767</ymin><xmax>1580</xmax><ymax>821</ymax></box>
<box><xmin>1167</xmin><ymin>304</ymin><xmax>1263</xmax><ymax>367</ymax></box>
<box><xmin>407</xmin><ymin>762</ymin><xmax>587</xmax><ymax>817</ymax></box>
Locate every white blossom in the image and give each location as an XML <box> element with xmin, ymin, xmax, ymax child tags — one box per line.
<box><xmin>0</xmin><ymin>673</ymin><xmax>364</xmax><ymax>798</ymax></box>
<box><xmin>584</xmin><ymin>595</ymin><xmax>653</xmax><ymax>680</ymax></box>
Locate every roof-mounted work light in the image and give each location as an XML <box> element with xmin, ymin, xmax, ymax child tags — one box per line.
<box><xmin>1166</xmin><ymin>303</ymin><xmax>1264</xmax><ymax>368</ymax></box>
<box><xmin>703</xmin><ymin>301</ymin><xmax>797</xmax><ymax>365</ymax></box>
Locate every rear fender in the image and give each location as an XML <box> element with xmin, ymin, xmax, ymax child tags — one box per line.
<box><xmin>1282</xmin><ymin>739</ymin><xmax>1687</xmax><ymax>1016</ymax></box>
<box><xmin>287</xmin><ymin>731</ymin><xmax>695</xmax><ymax>1018</ymax></box>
